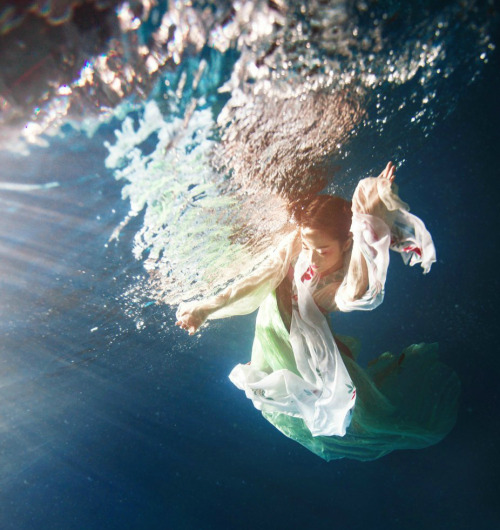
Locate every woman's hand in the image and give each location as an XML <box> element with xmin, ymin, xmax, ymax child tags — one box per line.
<box><xmin>175</xmin><ymin>302</ymin><xmax>209</xmax><ymax>335</ymax></box>
<box><xmin>353</xmin><ymin>161</ymin><xmax>397</xmax><ymax>217</ymax></box>
<box><xmin>377</xmin><ymin>161</ymin><xmax>396</xmax><ymax>184</ymax></box>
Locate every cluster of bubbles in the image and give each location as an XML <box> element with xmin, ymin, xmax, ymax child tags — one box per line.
<box><xmin>0</xmin><ymin>0</ymin><xmax>496</xmax><ymax>306</ymax></box>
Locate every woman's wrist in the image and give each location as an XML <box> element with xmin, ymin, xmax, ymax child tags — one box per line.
<box><xmin>197</xmin><ymin>294</ymin><xmax>227</xmax><ymax>320</ymax></box>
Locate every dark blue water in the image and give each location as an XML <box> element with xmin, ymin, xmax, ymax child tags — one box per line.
<box><xmin>1</xmin><ymin>4</ymin><xmax>499</xmax><ymax>530</ymax></box>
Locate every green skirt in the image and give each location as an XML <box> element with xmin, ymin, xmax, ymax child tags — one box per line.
<box><xmin>249</xmin><ymin>292</ymin><xmax>460</xmax><ymax>461</ymax></box>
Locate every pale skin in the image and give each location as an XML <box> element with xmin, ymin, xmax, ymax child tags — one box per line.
<box><xmin>300</xmin><ymin>228</ymin><xmax>352</xmax><ymax>276</ymax></box>
<box><xmin>176</xmin><ymin>162</ymin><xmax>396</xmax><ymax>335</ymax></box>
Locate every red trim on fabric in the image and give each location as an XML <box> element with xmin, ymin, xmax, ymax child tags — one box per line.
<box><xmin>403</xmin><ymin>245</ymin><xmax>422</xmax><ymax>257</ymax></box>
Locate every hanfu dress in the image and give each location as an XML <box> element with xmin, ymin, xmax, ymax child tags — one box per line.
<box><xmin>200</xmin><ymin>177</ymin><xmax>460</xmax><ymax>461</ymax></box>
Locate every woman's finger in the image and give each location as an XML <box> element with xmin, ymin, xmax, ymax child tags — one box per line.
<box><xmin>380</xmin><ymin>162</ymin><xmax>396</xmax><ymax>181</ymax></box>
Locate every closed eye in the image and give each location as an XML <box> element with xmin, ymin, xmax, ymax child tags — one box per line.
<box><xmin>302</xmin><ymin>242</ymin><xmax>330</xmax><ymax>254</ymax></box>
<box><xmin>302</xmin><ymin>247</ymin><xmax>330</xmax><ymax>257</ymax></box>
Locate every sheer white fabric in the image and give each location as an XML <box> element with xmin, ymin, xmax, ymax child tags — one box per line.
<box><xmin>335</xmin><ymin>177</ymin><xmax>436</xmax><ymax>311</ymax></box>
<box><xmin>230</xmin><ymin>252</ymin><xmax>356</xmax><ymax>437</ymax></box>
<box><xmin>204</xmin><ymin>232</ymin><xmax>299</xmax><ymax>320</ymax></box>
<box><xmin>175</xmin><ymin>231</ymin><xmax>298</xmax><ymax>326</ymax></box>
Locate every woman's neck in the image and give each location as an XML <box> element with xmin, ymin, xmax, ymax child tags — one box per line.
<box><xmin>319</xmin><ymin>261</ymin><xmax>344</xmax><ymax>279</ymax></box>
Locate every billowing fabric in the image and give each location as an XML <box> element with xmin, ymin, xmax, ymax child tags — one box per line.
<box><xmin>230</xmin><ymin>252</ymin><xmax>356</xmax><ymax>437</ymax></box>
<box><xmin>335</xmin><ymin>177</ymin><xmax>436</xmax><ymax>312</ymax></box>
<box><xmin>251</xmin><ymin>292</ymin><xmax>460</xmax><ymax>461</ymax></box>
<box><xmin>199</xmin><ymin>231</ymin><xmax>300</xmax><ymax>320</ymax></box>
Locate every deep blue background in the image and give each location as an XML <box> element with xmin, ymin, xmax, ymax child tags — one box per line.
<box><xmin>1</xmin><ymin>29</ymin><xmax>499</xmax><ymax>530</ymax></box>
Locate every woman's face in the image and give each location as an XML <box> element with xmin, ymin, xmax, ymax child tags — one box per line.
<box><xmin>300</xmin><ymin>227</ymin><xmax>351</xmax><ymax>275</ymax></box>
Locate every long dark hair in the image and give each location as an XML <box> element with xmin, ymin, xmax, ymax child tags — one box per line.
<box><xmin>289</xmin><ymin>194</ymin><xmax>352</xmax><ymax>242</ymax></box>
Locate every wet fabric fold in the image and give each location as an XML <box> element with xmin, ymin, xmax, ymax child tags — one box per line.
<box><xmin>230</xmin><ymin>252</ymin><xmax>356</xmax><ymax>437</ymax></box>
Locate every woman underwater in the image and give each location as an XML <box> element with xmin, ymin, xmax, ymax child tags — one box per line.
<box><xmin>176</xmin><ymin>162</ymin><xmax>460</xmax><ymax>461</ymax></box>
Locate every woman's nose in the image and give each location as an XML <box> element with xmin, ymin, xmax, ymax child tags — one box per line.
<box><xmin>308</xmin><ymin>249</ymin><xmax>319</xmax><ymax>265</ymax></box>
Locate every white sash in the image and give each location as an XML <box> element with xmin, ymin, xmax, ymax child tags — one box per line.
<box><xmin>229</xmin><ymin>252</ymin><xmax>356</xmax><ymax>437</ymax></box>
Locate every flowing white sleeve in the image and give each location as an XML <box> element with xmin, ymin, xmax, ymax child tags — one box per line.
<box><xmin>335</xmin><ymin>177</ymin><xmax>436</xmax><ymax>312</ymax></box>
<box><xmin>197</xmin><ymin>231</ymin><xmax>300</xmax><ymax>320</ymax></box>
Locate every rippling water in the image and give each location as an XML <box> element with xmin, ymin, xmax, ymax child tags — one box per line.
<box><xmin>0</xmin><ymin>2</ymin><xmax>499</xmax><ymax>529</ymax></box>
<box><xmin>2</xmin><ymin>0</ymin><xmax>496</xmax><ymax>304</ymax></box>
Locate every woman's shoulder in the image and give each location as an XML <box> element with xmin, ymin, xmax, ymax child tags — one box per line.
<box><xmin>275</xmin><ymin>229</ymin><xmax>301</xmax><ymax>261</ymax></box>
